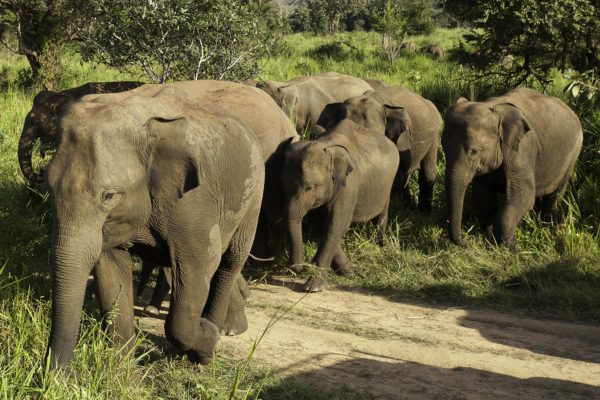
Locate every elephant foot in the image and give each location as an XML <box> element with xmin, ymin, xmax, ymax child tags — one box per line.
<box><xmin>220</xmin><ymin>306</ymin><xmax>248</xmax><ymax>336</ymax></box>
<box><xmin>290</xmin><ymin>264</ymin><xmax>305</xmax><ymax>273</ymax></box>
<box><xmin>143</xmin><ymin>304</ymin><xmax>161</xmax><ymax>317</ymax></box>
<box><xmin>185</xmin><ymin>319</ymin><xmax>221</xmax><ymax>365</ymax></box>
<box><xmin>333</xmin><ymin>262</ymin><xmax>355</xmax><ymax>277</ymax></box>
<box><xmin>304</xmin><ymin>275</ymin><xmax>328</xmax><ymax>292</ymax></box>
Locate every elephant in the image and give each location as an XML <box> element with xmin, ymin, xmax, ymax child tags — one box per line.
<box><xmin>19</xmin><ymin>80</ymin><xmax>298</xmax><ymax>310</ymax></box>
<box><xmin>422</xmin><ymin>45</ymin><xmax>445</xmax><ymax>60</ymax></box>
<box><xmin>282</xmin><ymin>118</ymin><xmax>399</xmax><ymax>292</ymax></box>
<box><xmin>44</xmin><ymin>85</ymin><xmax>265</xmax><ymax>369</ymax></box>
<box><xmin>18</xmin><ymin>81</ymin><xmax>143</xmax><ymax>183</ymax></box>
<box><xmin>442</xmin><ymin>87</ymin><xmax>583</xmax><ymax>247</ymax></box>
<box><xmin>136</xmin><ymin>264</ymin><xmax>251</xmax><ymax>317</ymax></box>
<box><xmin>316</xmin><ymin>86</ymin><xmax>442</xmax><ymax>212</ymax></box>
<box><xmin>255</xmin><ymin>72</ymin><xmax>373</xmax><ymax>132</ymax></box>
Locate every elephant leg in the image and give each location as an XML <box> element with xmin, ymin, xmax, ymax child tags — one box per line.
<box><xmin>247</xmin><ymin>213</ymin><xmax>274</xmax><ymax>267</ymax></box>
<box><xmin>220</xmin><ymin>277</ymin><xmax>248</xmax><ymax>336</ymax></box>
<box><xmin>203</xmin><ymin>203</ymin><xmax>260</xmax><ymax>337</ymax></box>
<box><xmin>418</xmin><ymin>144</ymin><xmax>437</xmax><ymax>214</ymax></box>
<box><xmin>144</xmin><ymin>266</ymin><xmax>171</xmax><ymax>317</ymax></box>
<box><xmin>164</xmin><ymin>200</ymin><xmax>222</xmax><ymax>365</ymax></box>
<box><xmin>540</xmin><ymin>160</ymin><xmax>575</xmax><ymax>222</ymax></box>
<box><xmin>375</xmin><ymin>196</ymin><xmax>390</xmax><ymax>246</ymax></box>
<box><xmin>472</xmin><ymin>178</ymin><xmax>497</xmax><ymax>239</ymax></box>
<box><xmin>136</xmin><ymin>261</ymin><xmax>155</xmax><ymax>299</ymax></box>
<box><xmin>307</xmin><ymin>194</ymin><xmax>356</xmax><ymax>292</ymax></box>
<box><xmin>493</xmin><ymin>175</ymin><xmax>535</xmax><ymax>247</ymax></box>
<box><xmin>95</xmin><ymin>248</ymin><xmax>135</xmax><ymax>350</ymax></box>
<box><xmin>332</xmin><ymin>245</ymin><xmax>355</xmax><ymax>277</ymax></box>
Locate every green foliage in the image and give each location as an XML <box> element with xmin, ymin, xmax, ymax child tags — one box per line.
<box><xmin>76</xmin><ymin>0</ymin><xmax>280</xmax><ymax>83</ymax></box>
<box><xmin>445</xmin><ymin>0</ymin><xmax>600</xmax><ymax>85</ymax></box>
<box><xmin>0</xmin><ymin>0</ymin><xmax>81</xmax><ymax>88</ymax></box>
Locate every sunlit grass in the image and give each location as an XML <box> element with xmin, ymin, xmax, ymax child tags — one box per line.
<box><xmin>1</xmin><ymin>27</ymin><xmax>600</xmax><ymax>398</ymax></box>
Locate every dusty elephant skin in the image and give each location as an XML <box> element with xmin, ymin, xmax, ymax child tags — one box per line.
<box><xmin>44</xmin><ymin>86</ymin><xmax>265</xmax><ymax>369</ymax></box>
<box><xmin>442</xmin><ymin>87</ymin><xmax>583</xmax><ymax>246</ymax></box>
<box><xmin>19</xmin><ymin>80</ymin><xmax>298</xmax><ymax>314</ymax></box>
<box><xmin>17</xmin><ymin>81</ymin><xmax>143</xmax><ymax>183</ymax></box>
<box><xmin>255</xmin><ymin>72</ymin><xmax>374</xmax><ymax>132</ymax></box>
<box><xmin>316</xmin><ymin>86</ymin><xmax>442</xmax><ymax>213</ymax></box>
<box><xmin>282</xmin><ymin>118</ymin><xmax>399</xmax><ymax>292</ymax></box>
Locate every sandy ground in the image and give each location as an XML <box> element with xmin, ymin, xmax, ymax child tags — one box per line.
<box><xmin>135</xmin><ymin>277</ymin><xmax>600</xmax><ymax>399</ymax></box>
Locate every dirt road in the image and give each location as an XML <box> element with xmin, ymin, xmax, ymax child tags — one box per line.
<box><xmin>136</xmin><ymin>277</ymin><xmax>600</xmax><ymax>399</ymax></box>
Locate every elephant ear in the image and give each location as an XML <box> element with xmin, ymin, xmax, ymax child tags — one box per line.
<box><xmin>257</xmin><ymin>81</ymin><xmax>284</xmax><ymax>107</ymax></box>
<box><xmin>493</xmin><ymin>103</ymin><xmax>532</xmax><ymax>152</ymax></box>
<box><xmin>384</xmin><ymin>105</ymin><xmax>412</xmax><ymax>143</ymax></box>
<box><xmin>316</xmin><ymin>102</ymin><xmax>347</xmax><ymax>132</ymax></box>
<box><xmin>278</xmin><ymin>85</ymin><xmax>299</xmax><ymax>117</ymax></box>
<box><xmin>456</xmin><ymin>97</ymin><xmax>469</xmax><ymax>104</ymax></box>
<box><xmin>325</xmin><ymin>145</ymin><xmax>355</xmax><ymax>187</ymax></box>
<box><xmin>145</xmin><ymin>116</ymin><xmax>200</xmax><ymax>195</ymax></box>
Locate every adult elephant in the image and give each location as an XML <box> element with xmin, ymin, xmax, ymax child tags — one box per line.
<box><xmin>20</xmin><ymin>80</ymin><xmax>298</xmax><ymax>311</ymax></box>
<box><xmin>256</xmin><ymin>72</ymin><xmax>373</xmax><ymax>132</ymax></box>
<box><xmin>18</xmin><ymin>81</ymin><xmax>143</xmax><ymax>183</ymax></box>
<box><xmin>442</xmin><ymin>87</ymin><xmax>583</xmax><ymax>246</ymax></box>
<box><xmin>317</xmin><ymin>86</ymin><xmax>442</xmax><ymax>212</ymax></box>
<box><xmin>45</xmin><ymin>86</ymin><xmax>265</xmax><ymax>369</ymax></box>
<box><xmin>282</xmin><ymin>117</ymin><xmax>399</xmax><ymax>292</ymax></box>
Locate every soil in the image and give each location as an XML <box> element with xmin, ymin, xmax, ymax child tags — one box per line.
<box><xmin>135</xmin><ymin>276</ymin><xmax>600</xmax><ymax>399</ymax></box>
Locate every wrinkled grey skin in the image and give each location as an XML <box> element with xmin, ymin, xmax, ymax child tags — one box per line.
<box><xmin>282</xmin><ymin>119</ymin><xmax>399</xmax><ymax>292</ymax></box>
<box><xmin>317</xmin><ymin>87</ymin><xmax>442</xmax><ymax>212</ymax></box>
<box><xmin>256</xmin><ymin>72</ymin><xmax>373</xmax><ymax>132</ymax></box>
<box><xmin>45</xmin><ymin>86</ymin><xmax>265</xmax><ymax>369</ymax></box>
<box><xmin>422</xmin><ymin>45</ymin><xmax>445</xmax><ymax>60</ymax></box>
<box><xmin>136</xmin><ymin>265</ymin><xmax>250</xmax><ymax>317</ymax></box>
<box><xmin>18</xmin><ymin>81</ymin><xmax>143</xmax><ymax>183</ymax></box>
<box><xmin>442</xmin><ymin>87</ymin><xmax>583</xmax><ymax>246</ymax></box>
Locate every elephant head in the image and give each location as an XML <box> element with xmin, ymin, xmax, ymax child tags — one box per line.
<box><xmin>256</xmin><ymin>81</ymin><xmax>299</xmax><ymax>121</ymax></box>
<box><xmin>442</xmin><ymin>97</ymin><xmax>531</xmax><ymax>244</ymax></box>
<box><xmin>281</xmin><ymin>141</ymin><xmax>355</xmax><ymax>268</ymax></box>
<box><xmin>45</xmin><ymin>88</ymin><xmax>190</xmax><ymax>368</ymax></box>
<box><xmin>18</xmin><ymin>81</ymin><xmax>143</xmax><ymax>184</ymax></box>
<box><xmin>18</xmin><ymin>90</ymin><xmax>72</xmax><ymax>183</ymax></box>
<box><xmin>316</xmin><ymin>95</ymin><xmax>412</xmax><ymax>144</ymax></box>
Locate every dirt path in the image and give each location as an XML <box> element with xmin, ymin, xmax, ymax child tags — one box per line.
<box><xmin>136</xmin><ymin>277</ymin><xmax>600</xmax><ymax>399</ymax></box>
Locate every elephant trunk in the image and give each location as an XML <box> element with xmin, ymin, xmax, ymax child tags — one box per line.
<box><xmin>446</xmin><ymin>166</ymin><xmax>472</xmax><ymax>245</ymax></box>
<box><xmin>18</xmin><ymin>114</ymin><xmax>45</xmax><ymax>183</ymax></box>
<box><xmin>287</xmin><ymin>201</ymin><xmax>306</xmax><ymax>269</ymax></box>
<box><xmin>47</xmin><ymin>222</ymin><xmax>103</xmax><ymax>369</ymax></box>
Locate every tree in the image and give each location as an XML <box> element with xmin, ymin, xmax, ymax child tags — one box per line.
<box><xmin>0</xmin><ymin>0</ymin><xmax>80</xmax><ymax>88</ymax></box>
<box><xmin>445</xmin><ymin>0</ymin><xmax>600</xmax><ymax>85</ymax></box>
<box><xmin>372</xmin><ymin>0</ymin><xmax>436</xmax><ymax>63</ymax></box>
<box><xmin>77</xmin><ymin>0</ymin><xmax>280</xmax><ymax>83</ymax></box>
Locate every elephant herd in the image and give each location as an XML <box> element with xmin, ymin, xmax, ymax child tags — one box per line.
<box><xmin>16</xmin><ymin>72</ymin><xmax>583</xmax><ymax>369</ymax></box>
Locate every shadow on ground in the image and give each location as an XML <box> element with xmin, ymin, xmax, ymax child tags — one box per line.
<box><xmin>259</xmin><ymin>355</ymin><xmax>600</xmax><ymax>400</ymax></box>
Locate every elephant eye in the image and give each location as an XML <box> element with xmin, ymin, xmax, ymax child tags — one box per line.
<box><xmin>304</xmin><ymin>185</ymin><xmax>315</xmax><ymax>192</ymax></box>
<box><xmin>101</xmin><ymin>189</ymin><xmax>124</xmax><ymax>211</ymax></box>
<box><xmin>469</xmin><ymin>148</ymin><xmax>481</xmax><ymax>157</ymax></box>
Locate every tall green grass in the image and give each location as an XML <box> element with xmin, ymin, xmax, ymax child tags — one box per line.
<box><xmin>1</xmin><ymin>28</ymin><xmax>599</xmax><ymax>398</ymax></box>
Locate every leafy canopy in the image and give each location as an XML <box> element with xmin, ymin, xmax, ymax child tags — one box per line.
<box><xmin>445</xmin><ymin>0</ymin><xmax>600</xmax><ymax>85</ymax></box>
<box><xmin>77</xmin><ymin>0</ymin><xmax>280</xmax><ymax>83</ymax></box>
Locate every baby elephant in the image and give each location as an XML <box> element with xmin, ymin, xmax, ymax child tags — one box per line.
<box><xmin>282</xmin><ymin>119</ymin><xmax>399</xmax><ymax>292</ymax></box>
<box><xmin>443</xmin><ymin>87</ymin><xmax>583</xmax><ymax>246</ymax></box>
